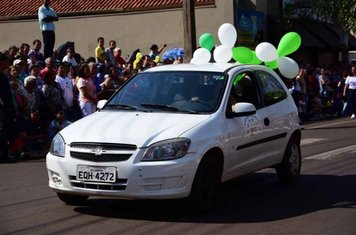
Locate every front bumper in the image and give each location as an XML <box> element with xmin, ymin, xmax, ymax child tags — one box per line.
<box><xmin>46</xmin><ymin>149</ymin><xmax>199</xmax><ymax>200</ymax></box>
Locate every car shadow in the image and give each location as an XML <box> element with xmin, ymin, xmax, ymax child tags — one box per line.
<box><xmin>73</xmin><ymin>172</ymin><xmax>356</xmax><ymax>223</ymax></box>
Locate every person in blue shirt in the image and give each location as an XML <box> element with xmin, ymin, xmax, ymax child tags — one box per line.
<box><xmin>38</xmin><ymin>0</ymin><xmax>58</xmax><ymax>59</ymax></box>
<box><xmin>48</xmin><ymin>108</ymin><xmax>71</xmax><ymax>140</ymax></box>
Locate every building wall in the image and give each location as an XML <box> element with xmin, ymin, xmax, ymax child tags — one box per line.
<box><xmin>0</xmin><ymin>0</ymin><xmax>234</xmax><ymax>59</ymax></box>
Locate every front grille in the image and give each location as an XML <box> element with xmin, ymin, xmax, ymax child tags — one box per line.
<box><xmin>69</xmin><ymin>175</ymin><xmax>128</xmax><ymax>191</ymax></box>
<box><xmin>70</xmin><ymin>152</ymin><xmax>132</xmax><ymax>162</ymax></box>
<box><xmin>70</xmin><ymin>142</ymin><xmax>137</xmax><ymax>150</ymax></box>
<box><xmin>69</xmin><ymin>142</ymin><xmax>137</xmax><ymax>162</ymax></box>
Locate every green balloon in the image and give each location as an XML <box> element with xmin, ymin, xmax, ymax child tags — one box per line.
<box><xmin>199</xmin><ymin>33</ymin><xmax>215</xmax><ymax>51</ymax></box>
<box><xmin>232</xmin><ymin>47</ymin><xmax>253</xmax><ymax>63</ymax></box>
<box><xmin>265</xmin><ymin>60</ymin><xmax>278</xmax><ymax>69</ymax></box>
<box><xmin>247</xmin><ymin>51</ymin><xmax>262</xmax><ymax>65</ymax></box>
<box><xmin>233</xmin><ymin>74</ymin><xmax>244</xmax><ymax>86</ymax></box>
<box><xmin>277</xmin><ymin>32</ymin><xmax>301</xmax><ymax>56</ymax></box>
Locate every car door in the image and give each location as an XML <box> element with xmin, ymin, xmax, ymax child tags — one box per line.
<box><xmin>223</xmin><ymin>70</ymin><xmax>273</xmax><ymax>179</ymax></box>
<box><xmin>254</xmin><ymin>69</ymin><xmax>292</xmax><ymax>164</ymax></box>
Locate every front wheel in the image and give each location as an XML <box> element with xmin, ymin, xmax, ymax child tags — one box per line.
<box><xmin>57</xmin><ymin>193</ymin><xmax>89</xmax><ymax>206</ymax></box>
<box><xmin>189</xmin><ymin>156</ymin><xmax>222</xmax><ymax>212</ymax></box>
<box><xmin>276</xmin><ymin>137</ymin><xmax>301</xmax><ymax>183</ymax></box>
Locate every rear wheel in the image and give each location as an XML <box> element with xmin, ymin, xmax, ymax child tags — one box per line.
<box><xmin>276</xmin><ymin>137</ymin><xmax>301</xmax><ymax>183</ymax></box>
<box><xmin>189</xmin><ymin>156</ymin><xmax>222</xmax><ymax>212</ymax></box>
<box><xmin>57</xmin><ymin>193</ymin><xmax>88</xmax><ymax>206</ymax></box>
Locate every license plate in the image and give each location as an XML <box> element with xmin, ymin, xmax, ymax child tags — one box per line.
<box><xmin>77</xmin><ymin>166</ymin><xmax>116</xmax><ymax>183</ymax></box>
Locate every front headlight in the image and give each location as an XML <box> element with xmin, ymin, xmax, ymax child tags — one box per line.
<box><xmin>50</xmin><ymin>134</ymin><xmax>65</xmax><ymax>157</ymax></box>
<box><xmin>142</xmin><ymin>138</ymin><xmax>191</xmax><ymax>161</ymax></box>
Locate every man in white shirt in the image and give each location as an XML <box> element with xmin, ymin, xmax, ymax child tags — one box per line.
<box><xmin>62</xmin><ymin>48</ymin><xmax>77</xmax><ymax>68</ymax></box>
<box><xmin>55</xmin><ymin>62</ymin><xmax>74</xmax><ymax>121</ymax></box>
<box><xmin>38</xmin><ymin>0</ymin><xmax>58</xmax><ymax>59</ymax></box>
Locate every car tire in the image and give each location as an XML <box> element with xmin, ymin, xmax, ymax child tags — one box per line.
<box><xmin>189</xmin><ymin>155</ymin><xmax>222</xmax><ymax>212</ymax></box>
<box><xmin>276</xmin><ymin>137</ymin><xmax>301</xmax><ymax>183</ymax></box>
<box><xmin>57</xmin><ymin>193</ymin><xmax>89</xmax><ymax>206</ymax></box>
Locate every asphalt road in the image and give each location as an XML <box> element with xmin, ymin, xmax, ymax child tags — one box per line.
<box><xmin>1</xmin><ymin>117</ymin><xmax>356</xmax><ymax>235</ymax></box>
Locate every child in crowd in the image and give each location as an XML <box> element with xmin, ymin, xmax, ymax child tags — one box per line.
<box><xmin>48</xmin><ymin>108</ymin><xmax>71</xmax><ymax>139</ymax></box>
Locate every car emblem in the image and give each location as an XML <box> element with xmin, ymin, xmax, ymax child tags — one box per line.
<box><xmin>90</xmin><ymin>147</ymin><xmax>104</xmax><ymax>156</ymax></box>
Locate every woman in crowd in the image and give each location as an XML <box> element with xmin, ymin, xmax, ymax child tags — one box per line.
<box><xmin>76</xmin><ymin>63</ymin><xmax>97</xmax><ymax>117</ymax></box>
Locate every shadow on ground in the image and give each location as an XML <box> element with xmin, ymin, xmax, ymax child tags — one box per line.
<box><xmin>73</xmin><ymin>173</ymin><xmax>356</xmax><ymax>223</ymax></box>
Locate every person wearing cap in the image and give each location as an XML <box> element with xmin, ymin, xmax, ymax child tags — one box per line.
<box><xmin>21</xmin><ymin>76</ymin><xmax>37</xmax><ymax>118</ymax></box>
<box><xmin>0</xmin><ymin>52</ymin><xmax>17</xmax><ymax>162</ymax></box>
<box><xmin>38</xmin><ymin>0</ymin><xmax>58</xmax><ymax>59</ymax></box>
<box><xmin>149</xmin><ymin>44</ymin><xmax>167</xmax><ymax>60</ymax></box>
<box><xmin>13</xmin><ymin>59</ymin><xmax>28</xmax><ymax>83</ymax></box>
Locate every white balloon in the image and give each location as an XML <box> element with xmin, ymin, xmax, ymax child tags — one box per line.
<box><xmin>278</xmin><ymin>56</ymin><xmax>299</xmax><ymax>79</ymax></box>
<box><xmin>213</xmin><ymin>45</ymin><xmax>232</xmax><ymax>63</ymax></box>
<box><xmin>192</xmin><ymin>48</ymin><xmax>211</xmax><ymax>64</ymax></box>
<box><xmin>218</xmin><ymin>23</ymin><xmax>237</xmax><ymax>48</ymax></box>
<box><xmin>255</xmin><ymin>42</ymin><xmax>278</xmax><ymax>62</ymax></box>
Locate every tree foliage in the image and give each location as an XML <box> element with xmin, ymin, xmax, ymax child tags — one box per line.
<box><xmin>284</xmin><ymin>0</ymin><xmax>356</xmax><ymax>32</ymax></box>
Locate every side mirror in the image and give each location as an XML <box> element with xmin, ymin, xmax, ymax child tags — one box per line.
<box><xmin>97</xmin><ymin>100</ymin><xmax>108</xmax><ymax>109</ymax></box>
<box><xmin>232</xmin><ymin>102</ymin><xmax>256</xmax><ymax>117</ymax></box>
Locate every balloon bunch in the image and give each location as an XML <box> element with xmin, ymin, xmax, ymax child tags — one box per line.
<box><xmin>191</xmin><ymin>23</ymin><xmax>301</xmax><ymax>79</ymax></box>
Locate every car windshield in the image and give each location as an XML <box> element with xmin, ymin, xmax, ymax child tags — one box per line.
<box><xmin>105</xmin><ymin>71</ymin><xmax>227</xmax><ymax>114</ymax></box>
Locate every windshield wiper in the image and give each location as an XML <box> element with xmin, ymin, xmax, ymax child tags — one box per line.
<box><xmin>105</xmin><ymin>104</ymin><xmax>137</xmax><ymax>110</ymax></box>
<box><xmin>140</xmin><ymin>103</ymin><xmax>200</xmax><ymax>114</ymax></box>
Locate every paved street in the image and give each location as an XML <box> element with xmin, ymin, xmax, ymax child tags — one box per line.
<box><xmin>1</xmin><ymin>117</ymin><xmax>356</xmax><ymax>235</ymax></box>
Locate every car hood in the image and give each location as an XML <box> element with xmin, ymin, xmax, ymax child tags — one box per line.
<box><xmin>60</xmin><ymin>111</ymin><xmax>211</xmax><ymax>147</ymax></box>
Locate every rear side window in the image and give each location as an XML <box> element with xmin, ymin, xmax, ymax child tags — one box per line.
<box><xmin>256</xmin><ymin>70</ymin><xmax>287</xmax><ymax>106</ymax></box>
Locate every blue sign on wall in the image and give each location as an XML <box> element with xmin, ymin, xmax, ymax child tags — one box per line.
<box><xmin>236</xmin><ymin>8</ymin><xmax>264</xmax><ymax>48</ymax></box>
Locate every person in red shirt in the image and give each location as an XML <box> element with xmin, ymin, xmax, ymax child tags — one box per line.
<box><xmin>40</xmin><ymin>57</ymin><xmax>56</xmax><ymax>79</ymax></box>
<box><xmin>114</xmin><ymin>47</ymin><xmax>126</xmax><ymax>70</ymax></box>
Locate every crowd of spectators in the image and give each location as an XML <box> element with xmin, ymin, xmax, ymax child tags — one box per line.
<box><xmin>0</xmin><ymin>37</ymin><xmax>182</xmax><ymax>162</ymax></box>
<box><xmin>287</xmin><ymin>64</ymin><xmax>356</xmax><ymax>123</ymax></box>
<box><xmin>0</xmin><ymin>37</ymin><xmax>355</xmax><ymax>162</ymax></box>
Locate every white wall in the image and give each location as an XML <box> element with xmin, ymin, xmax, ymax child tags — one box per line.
<box><xmin>0</xmin><ymin>0</ymin><xmax>234</xmax><ymax>59</ymax></box>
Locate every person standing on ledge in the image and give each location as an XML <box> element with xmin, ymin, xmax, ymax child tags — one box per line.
<box><xmin>38</xmin><ymin>0</ymin><xmax>58</xmax><ymax>59</ymax></box>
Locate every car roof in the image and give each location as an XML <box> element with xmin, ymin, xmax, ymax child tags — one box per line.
<box><xmin>144</xmin><ymin>63</ymin><xmax>241</xmax><ymax>73</ymax></box>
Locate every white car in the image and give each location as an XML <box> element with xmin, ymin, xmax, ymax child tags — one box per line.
<box><xmin>47</xmin><ymin>63</ymin><xmax>301</xmax><ymax>211</ymax></box>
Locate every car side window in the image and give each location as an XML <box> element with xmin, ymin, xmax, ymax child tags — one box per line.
<box><xmin>256</xmin><ymin>70</ymin><xmax>287</xmax><ymax>106</ymax></box>
<box><xmin>230</xmin><ymin>71</ymin><xmax>260</xmax><ymax>108</ymax></box>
